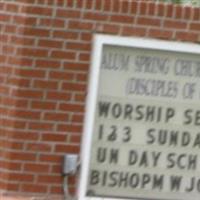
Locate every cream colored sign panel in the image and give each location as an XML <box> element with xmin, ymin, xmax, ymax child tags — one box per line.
<box><xmin>79</xmin><ymin>35</ymin><xmax>200</xmax><ymax>200</ymax></box>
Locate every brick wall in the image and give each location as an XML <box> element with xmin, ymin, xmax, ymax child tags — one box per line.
<box><xmin>0</xmin><ymin>0</ymin><xmax>200</xmax><ymax>199</ymax></box>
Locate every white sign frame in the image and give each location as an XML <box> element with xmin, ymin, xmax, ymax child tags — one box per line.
<box><xmin>78</xmin><ymin>34</ymin><xmax>200</xmax><ymax>200</ymax></box>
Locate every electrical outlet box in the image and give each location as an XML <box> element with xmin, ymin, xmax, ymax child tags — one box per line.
<box><xmin>62</xmin><ymin>154</ymin><xmax>78</xmax><ymax>175</ymax></box>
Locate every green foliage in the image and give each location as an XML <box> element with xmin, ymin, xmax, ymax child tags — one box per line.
<box><xmin>157</xmin><ymin>0</ymin><xmax>199</xmax><ymax>6</ymax></box>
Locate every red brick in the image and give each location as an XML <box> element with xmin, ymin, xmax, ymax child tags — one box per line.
<box><xmin>110</xmin><ymin>15</ymin><xmax>134</xmax><ymax>23</ymax></box>
<box><xmin>76</xmin><ymin>73</ymin><xmax>88</xmax><ymax>82</ymax></box>
<box><xmin>10</xmin><ymin>36</ymin><xmax>35</xmax><ymax>46</ymax></box>
<box><xmin>29</xmin><ymin>122</ymin><xmax>54</xmax><ymax>131</ymax></box>
<box><xmin>0</xmin><ymin>34</ymin><xmax>9</xmax><ymax>43</ymax></box>
<box><xmin>67</xmin><ymin>0</ymin><xmax>75</xmax><ymax>7</ymax></box>
<box><xmin>122</xmin><ymin>26</ymin><xmax>146</xmax><ymax>37</ymax></box>
<box><xmin>193</xmin><ymin>7</ymin><xmax>200</xmax><ymax>20</ymax></box>
<box><xmin>2</xmin><ymin>45</ymin><xmax>15</xmax><ymax>54</ymax></box>
<box><xmin>0</xmin><ymin>107</ymin><xmax>8</xmax><ymax>115</ymax></box>
<box><xmin>95</xmin><ymin>0</ymin><xmax>103</xmax><ymax>10</ymax></box>
<box><xmin>0</xmin><ymin>76</ymin><xmax>5</xmax><ymax>83</ymax></box>
<box><xmin>24</xmin><ymin>163</ymin><xmax>50</xmax><ymax>173</ymax></box>
<box><xmin>56</xmin><ymin>9</ymin><xmax>80</xmax><ymax>18</ymax></box>
<box><xmin>71</xmin><ymin>114</ymin><xmax>84</xmax><ymax>123</ymax></box>
<box><xmin>183</xmin><ymin>6</ymin><xmax>192</xmax><ymax>20</ymax></box>
<box><xmin>0</xmin><ymin>14</ymin><xmax>11</xmax><ymax>22</ymax></box>
<box><xmin>57</xmin><ymin>124</ymin><xmax>82</xmax><ymax>133</ymax></box>
<box><xmin>62</xmin><ymin>82</ymin><xmax>86</xmax><ymax>91</ymax></box>
<box><xmin>1</xmin><ymin>97</ymin><xmax>28</xmax><ymax>108</ymax></box>
<box><xmin>49</xmin><ymin>71</ymin><xmax>74</xmax><ymax>80</ymax></box>
<box><xmin>0</xmin><ymin>140</ymin><xmax>24</xmax><ymax>150</ymax></box>
<box><xmin>190</xmin><ymin>23</ymin><xmax>200</xmax><ymax>31</ymax></box>
<box><xmin>54</xmin><ymin>0</ymin><xmax>65</xmax><ymax>7</ymax></box>
<box><xmin>175</xmin><ymin>5</ymin><xmax>183</xmax><ymax>19</ymax></box>
<box><xmin>14</xmin><ymin>69</ymin><xmax>45</xmax><ymax>78</ymax></box>
<box><xmin>85</xmin><ymin>0</ymin><xmax>93</xmax><ymax>9</ymax></box>
<box><xmin>50</xmin><ymin>165</ymin><xmax>62</xmax><ymax>174</ymax></box>
<box><xmin>37</xmin><ymin>175</ymin><xmax>62</xmax><ymax>184</ymax></box>
<box><xmin>166</xmin><ymin>4</ymin><xmax>174</xmax><ymax>18</ymax></box>
<box><xmin>21</xmin><ymin>5</ymin><xmax>52</xmax><ymax>16</ymax></box>
<box><xmin>51</xmin><ymin>50</ymin><xmax>76</xmax><ymax>60</ymax></box>
<box><xmin>139</xmin><ymin>1</ymin><xmax>147</xmax><ymax>15</ymax></box>
<box><xmin>0</xmin><ymin>87</ymin><xmax>6</xmax><ymax>95</ymax></box>
<box><xmin>6</xmin><ymin>3</ymin><xmax>19</xmax><ymax>12</ymax></box>
<box><xmin>16</xmin><ymin>47</ymin><xmax>48</xmax><ymax>57</ymax></box>
<box><xmin>121</xmin><ymin>0</ymin><xmax>129</xmax><ymax>13</ymax></box>
<box><xmin>31</xmin><ymin>101</ymin><xmax>56</xmax><ymax>110</ymax></box>
<box><xmin>8</xmin><ymin>56</ymin><xmax>33</xmax><ymax>66</ymax></box>
<box><xmin>39</xmin><ymin>18</ymin><xmax>65</xmax><ymax>28</ymax></box>
<box><xmin>7</xmin><ymin>130</ymin><xmax>39</xmax><ymax>141</ymax></box>
<box><xmin>4</xmin><ymin>25</ymin><xmax>17</xmax><ymax>34</ymax></box>
<box><xmin>46</xmin><ymin>91</ymin><xmax>71</xmax><ymax>101</ymax></box>
<box><xmin>39</xmin><ymin>154</ymin><xmax>62</xmax><ymax>163</ymax></box>
<box><xmin>137</xmin><ymin>17</ymin><xmax>160</xmax><ymax>27</ymax></box>
<box><xmin>164</xmin><ymin>20</ymin><xmax>187</xmax><ymax>30</ymax></box>
<box><xmin>175</xmin><ymin>31</ymin><xmax>198</xmax><ymax>42</ymax></box>
<box><xmin>14</xmin><ymin>110</ymin><xmax>41</xmax><ymax>120</ymax></box>
<box><xmin>3</xmin><ymin>183</ymin><xmax>19</xmax><ymax>191</ymax></box>
<box><xmin>70</xmin><ymin>134</ymin><xmax>81</xmax><ymax>143</ymax></box>
<box><xmin>59</xmin><ymin>103</ymin><xmax>84</xmax><ymax>112</ymax></box>
<box><xmin>21</xmin><ymin>184</ymin><xmax>47</xmax><ymax>193</ymax></box>
<box><xmin>81</xmin><ymin>33</ymin><xmax>92</xmax><ymax>41</ymax></box>
<box><xmin>0</xmin><ymin>2</ymin><xmax>4</xmax><ymax>10</ymax></box>
<box><xmin>38</xmin><ymin>39</ymin><xmax>63</xmax><ymax>49</ymax></box>
<box><xmin>68</xmin><ymin>20</ymin><xmax>93</xmax><ymax>30</ymax></box>
<box><xmin>55</xmin><ymin>144</ymin><xmax>80</xmax><ymax>153</ymax></box>
<box><xmin>50</xmin><ymin>186</ymin><xmax>63</xmax><ymax>194</ymax></box>
<box><xmin>44</xmin><ymin>113</ymin><xmax>69</xmax><ymax>122</ymax></box>
<box><xmin>0</xmin><ymin>55</ymin><xmax>6</xmax><ymax>63</ymax></box>
<box><xmin>74</xmin><ymin>94</ymin><xmax>86</xmax><ymax>102</ymax></box>
<box><xmin>102</xmin><ymin>24</ymin><xmax>120</xmax><ymax>34</ymax></box>
<box><xmin>1</xmin><ymin>118</ymin><xmax>26</xmax><ymax>129</ymax></box>
<box><xmin>26</xmin><ymin>143</ymin><xmax>52</xmax><ymax>152</ymax></box>
<box><xmin>156</xmin><ymin>3</ymin><xmax>165</xmax><ymax>17</ymax></box>
<box><xmin>0</xmin><ymin>161</ymin><xmax>21</xmax><ymax>171</ymax></box>
<box><xmin>33</xmin><ymin>80</ymin><xmax>58</xmax><ymax>90</ymax></box>
<box><xmin>64</xmin><ymin>62</ymin><xmax>89</xmax><ymax>71</ymax></box>
<box><xmin>9</xmin><ymin>152</ymin><xmax>36</xmax><ymax>161</ymax></box>
<box><xmin>35</xmin><ymin>60</ymin><xmax>60</xmax><ymax>69</ymax></box>
<box><xmin>14</xmin><ymin>0</ymin><xmax>35</xmax><ymax>3</ymax></box>
<box><xmin>77</xmin><ymin>0</ymin><xmax>83</xmax><ymax>8</ymax></box>
<box><xmin>13</xmin><ymin>16</ymin><xmax>37</xmax><ymax>26</ymax></box>
<box><xmin>42</xmin><ymin>133</ymin><xmax>67</xmax><ymax>142</ymax></box>
<box><xmin>148</xmin><ymin>2</ymin><xmax>155</xmax><ymax>15</ymax></box>
<box><xmin>67</xmin><ymin>42</ymin><xmax>91</xmax><ymax>51</ymax></box>
<box><xmin>7</xmin><ymin>173</ymin><xmax>34</xmax><ymax>182</ymax></box>
<box><xmin>18</xmin><ymin>27</ymin><xmax>50</xmax><ymax>37</ymax></box>
<box><xmin>84</xmin><ymin>12</ymin><xmax>108</xmax><ymax>21</ymax></box>
<box><xmin>53</xmin><ymin>30</ymin><xmax>79</xmax><ymax>40</ymax></box>
<box><xmin>79</xmin><ymin>53</ymin><xmax>90</xmax><ymax>62</ymax></box>
<box><xmin>113</xmin><ymin>0</ymin><xmax>120</xmax><ymax>12</ymax></box>
<box><xmin>148</xmin><ymin>28</ymin><xmax>173</xmax><ymax>40</ymax></box>
<box><xmin>130</xmin><ymin>1</ymin><xmax>138</xmax><ymax>14</ymax></box>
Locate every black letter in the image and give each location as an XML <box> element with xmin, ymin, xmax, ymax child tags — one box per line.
<box><xmin>99</xmin><ymin>102</ymin><xmax>110</xmax><ymax>118</ymax></box>
<box><xmin>146</xmin><ymin>128</ymin><xmax>155</xmax><ymax>144</ymax></box>
<box><xmin>184</xmin><ymin>109</ymin><xmax>192</xmax><ymax>125</ymax></box>
<box><xmin>90</xmin><ymin>170</ymin><xmax>100</xmax><ymax>185</ymax></box>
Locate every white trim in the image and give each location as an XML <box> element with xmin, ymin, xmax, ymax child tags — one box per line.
<box><xmin>78</xmin><ymin>34</ymin><xmax>200</xmax><ymax>200</ymax></box>
<box><xmin>94</xmin><ymin>34</ymin><xmax>200</xmax><ymax>54</ymax></box>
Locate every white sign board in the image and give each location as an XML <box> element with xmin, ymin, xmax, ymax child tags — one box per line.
<box><xmin>78</xmin><ymin>35</ymin><xmax>200</xmax><ymax>200</ymax></box>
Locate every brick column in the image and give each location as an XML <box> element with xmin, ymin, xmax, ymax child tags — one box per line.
<box><xmin>0</xmin><ymin>0</ymin><xmax>199</xmax><ymax>199</ymax></box>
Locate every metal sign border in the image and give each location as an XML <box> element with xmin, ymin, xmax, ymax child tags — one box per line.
<box><xmin>78</xmin><ymin>34</ymin><xmax>200</xmax><ymax>200</ymax></box>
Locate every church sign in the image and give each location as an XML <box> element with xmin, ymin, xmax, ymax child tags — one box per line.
<box><xmin>78</xmin><ymin>35</ymin><xmax>200</xmax><ymax>200</ymax></box>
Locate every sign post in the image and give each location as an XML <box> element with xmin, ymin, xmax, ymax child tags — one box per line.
<box><xmin>78</xmin><ymin>34</ymin><xmax>200</xmax><ymax>200</ymax></box>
